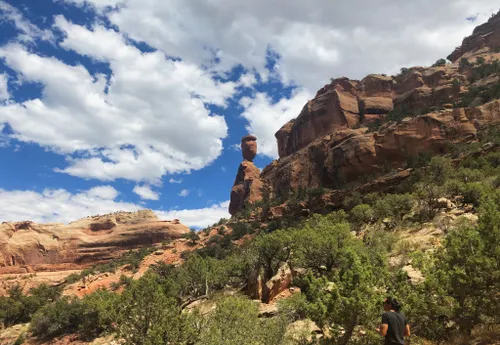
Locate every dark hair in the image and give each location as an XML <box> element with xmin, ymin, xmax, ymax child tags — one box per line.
<box><xmin>384</xmin><ymin>297</ymin><xmax>402</xmax><ymax>312</ymax></box>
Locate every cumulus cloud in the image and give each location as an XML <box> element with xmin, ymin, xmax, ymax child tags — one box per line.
<box><xmin>133</xmin><ymin>185</ymin><xmax>160</xmax><ymax>200</ymax></box>
<box><xmin>56</xmin><ymin>0</ymin><xmax>497</xmax><ymax>160</ymax></box>
<box><xmin>0</xmin><ymin>73</ymin><xmax>9</xmax><ymax>101</ymax></box>
<box><xmin>169</xmin><ymin>178</ymin><xmax>183</xmax><ymax>184</ymax></box>
<box><xmin>157</xmin><ymin>200</ymin><xmax>230</xmax><ymax>228</ymax></box>
<box><xmin>0</xmin><ymin>17</ymin><xmax>236</xmax><ymax>182</ymax></box>
<box><xmin>61</xmin><ymin>0</ymin><xmax>498</xmax><ymax>91</ymax></box>
<box><xmin>0</xmin><ymin>186</ymin><xmax>230</xmax><ymax>228</ymax></box>
<box><xmin>178</xmin><ymin>189</ymin><xmax>190</xmax><ymax>197</ymax></box>
<box><xmin>240</xmin><ymin>90</ymin><xmax>312</xmax><ymax>158</ymax></box>
<box><xmin>0</xmin><ymin>186</ymin><xmax>138</xmax><ymax>224</ymax></box>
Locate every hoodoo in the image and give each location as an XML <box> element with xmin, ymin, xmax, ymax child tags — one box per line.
<box><xmin>229</xmin><ymin>135</ymin><xmax>264</xmax><ymax>215</ymax></box>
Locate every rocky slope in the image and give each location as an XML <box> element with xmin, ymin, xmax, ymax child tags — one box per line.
<box><xmin>230</xmin><ymin>11</ymin><xmax>500</xmax><ymax>213</ymax></box>
<box><xmin>0</xmin><ymin>210</ymin><xmax>188</xmax><ymax>275</ymax></box>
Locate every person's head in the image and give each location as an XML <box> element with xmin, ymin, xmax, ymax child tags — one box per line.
<box><xmin>383</xmin><ymin>297</ymin><xmax>402</xmax><ymax>312</ymax></box>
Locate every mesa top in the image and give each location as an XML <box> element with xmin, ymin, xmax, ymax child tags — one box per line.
<box><xmin>382</xmin><ymin>311</ymin><xmax>407</xmax><ymax>345</ymax></box>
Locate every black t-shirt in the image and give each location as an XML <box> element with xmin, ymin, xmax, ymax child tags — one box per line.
<box><xmin>382</xmin><ymin>311</ymin><xmax>407</xmax><ymax>345</ymax></box>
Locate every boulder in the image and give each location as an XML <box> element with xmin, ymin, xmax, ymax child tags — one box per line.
<box><xmin>285</xmin><ymin>319</ymin><xmax>323</xmax><ymax>343</ymax></box>
<box><xmin>403</xmin><ymin>265</ymin><xmax>425</xmax><ymax>284</ymax></box>
<box><xmin>258</xmin><ymin>303</ymin><xmax>279</xmax><ymax>318</ymax></box>
<box><xmin>262</xmin><ymin>262</ymin><xmax>293</xmax><ymax>303</ymax></box>
<box><xmin>241</xmin><ymin>134</ymin><xmax>257</xmax><ymax>161</ymax></box>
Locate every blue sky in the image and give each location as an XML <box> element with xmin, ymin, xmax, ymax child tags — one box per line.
<box><xmin>0</xmin><ymin>0</ymin><xmax>497</xmax><ymax>227</ymax></box>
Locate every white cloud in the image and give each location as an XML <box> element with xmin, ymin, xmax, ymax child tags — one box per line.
<box><xmin>0</xmin><ymin>123</ymin><xmax>8</xmax><ymax>147</ymax></box>
<box><xmin>157</xmin><ymin>200</ymin><xmax>230</xmax><ymax>228</ymax></box>
<box><xmin>0</xmin><ymin>73</ymin><xmax>9</xmax><ymax>101</ymax></box>
<box><xmin>0</xmin><ymin>17</ymin><xmax>236</xmax><ymax>182</ymax></box>
<box><xmin>0</xmin><ymin>186</ymin><xmax>229</xmax><ymax>228</ymax></box>
<box><xmin>86</xmin><ymin>185</ymin><xmax>119</xmax><ymax>199</ymax></box>
<box><xmin>133</xmin><ymin>185</ymin><xmax>160</xmax><ymax>200</ymax></box>
<box><xmin>0</xmin><ymin>0</ymin><xmax>54</xmax><ymax>42</ymax></box>
<box><xmin>221</xmin><ymin>166</ymin><xmax>227</xmax><ymax>173</ymax></box>
<box><xmin>61</xmin><ymin>0</ymin><xmax>499</xmax><ymax>91</ymax></box>
<box><xmin>179</xmin><ymin>189</ymin><xmax>190</xmax><ymax>197</ymax></box>
<box><xmin>240</xmin><ymin>89</ymin><xmax>312</xmax><ymax>158</ymax></box>
<box><xmin>169</xmin><ymin>178</ymin><xmax>183</xmax><ymax>184</ymax></box>
<box><xmin>238</xmin><ymin>73</ymin><xmax>257</xmax><ymax>88</ymax></box>
<box><xmin>230</xmin><ymin>143</ymin><xmax>241</xmax><ymax>151</ymax></box>
<box><xmin>57</xmin><ymin>0</ymin><xmax>497</xmax><ymax>161</ymax></box>
<box><xmin>0</xmin><ymin>186</ymin><xmax>139</xmax><ymax>224</ymax></box>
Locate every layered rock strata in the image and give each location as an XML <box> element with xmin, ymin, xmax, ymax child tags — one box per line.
<box><xmin>0</xmin><ymin>210</ymin><xmax>189</xmax><ymax>274</ymax></box>
<box><xmin>260</xmin><ymin>11</ymin><xmax>500</xmax><ymax>197</ymax></box>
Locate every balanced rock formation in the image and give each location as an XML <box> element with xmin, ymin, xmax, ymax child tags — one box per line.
<box><xmin>260</xmin><ymin>10</ymin><xmax>500</xmax><ymax>198</ymax></box>
<box><xmin>229</xmin><ymin>135</ymin><xmax>264</xmax><ymax>215</ymax></box>
<box><xmin>0</xmin><ymin>210</ymin><xmax>189</xmax><ymax>274</ymax></box>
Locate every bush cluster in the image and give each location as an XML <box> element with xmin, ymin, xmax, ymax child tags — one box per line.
<box><xmin>4</xmin><ymin>137</ymin><xmax>500</xmax><ymax>345</ymax></box>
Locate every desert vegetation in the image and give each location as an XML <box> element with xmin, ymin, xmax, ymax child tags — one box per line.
<box><xmin>1</xmin><ymin>132</ymin><xmax>500</xmax><ymax>345</ymax></box>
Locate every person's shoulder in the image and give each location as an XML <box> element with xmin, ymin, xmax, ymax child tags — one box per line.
<box><xmin>382</xmin><ymin>311</ymin><xmax>391</xmax><ymax>321</ymax></box>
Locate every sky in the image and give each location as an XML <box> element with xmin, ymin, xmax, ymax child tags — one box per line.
<box><xmin>0</xmin><ymin>0</ymin><xmax>498</xmax><ymax>228</ymax></box>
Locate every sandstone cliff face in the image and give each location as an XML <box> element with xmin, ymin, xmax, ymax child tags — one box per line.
<box><xmin>448</xmin><ymin>12</ymin><xmax>500</xmax><ymax>62</ymax></box>
<box><xmin>259</xmin><ymin>11</ymin><xmax>500</xmax><ymax>198</ymax></box>
<box><xmin>0</xmin><ymin>210</ymin><xmax>188</xmax><ymax>274</ymax></box>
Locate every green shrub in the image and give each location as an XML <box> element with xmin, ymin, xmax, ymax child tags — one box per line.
<box><xmin>0</xmin><ymin>284</ymin><xmax>61</xmax><ymax>327</ymax></box>
<box><xmin>342</xmin><ymin>191</ymin><xmax>363</xmax><ymax>211</ymax></box>
<box><xmin>30</xmin><ymin>297</ymin><xmax>82</xmax><ymax>340</ymax></box>
<box><xmin>462</xmin><ymin>182</ymin><xmax>486</xmax><ymax>206</ymax></box>
<box><xmin>231</xmin><ymin>222</ymin><xmax>254</xmax><ymax>239</ymax></box>
<box><xmin>350</xmin><ymin>204</ymin><xmax>375</xmax><ymax>226</ymax></box>
<box><xmin>307</xmin><ymin>187</ymin><xmax>326</xmax><ymax>199</ymax></box>
<box><xmin>14</xmin><ymin>334</ymin><xmax>25</xmax><ymax>345</ymax></box>
<box><xmin>186</xmin><ymin>229</ymin><xmax>201</xmax><ymax>245</ymax></box>
<box><xmin>374</xmin><ymin>193</ymin><xmax>415</xmax><ymax>223</ymax></box>
<box><xmin>118</xmin><ymin>272</ymin><xmax>195</xmax><ymax>345</ymax></box>
<box><xmin>197</xmin><ymin>296</ymin><xmax>288</xmax><ymax>345</ymax></box>
<box><xmin>459</xmin><ymin>58</ymin><xmax>471</xmax><ymax>71</ymax></box>
<box><xmin>291</xmin><ymin>213</ymin><xmax>352</xmax><ymax>274</ymax></box>
<box><xmin>432</xmin><ymin>58</ymin><xmax>447</xmax><ymax>67</ymax></box>
<box><xmin>65</xmin><ymin>273</ymin><xmax>81</xmax><ymax>284</ymax></box>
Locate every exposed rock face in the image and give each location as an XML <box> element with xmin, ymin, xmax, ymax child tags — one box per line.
<box><xmin>264</xmin><ymin>100</ymin><xmax>500</xmax><ymax>194</ymax></box>
<box><xmin>278</xmin><ymin>87</ymin><xmax>360</xmax><ymax>158</ymax></box>
<box><xmin>262</xmin><ymin>263</ymin><xmax>292</xmax><ymax>303</ymax></box>
<box><xmin>229</xmin><ymin>136</ymin><xmax>264</xmax><ymax>215</ymax></box>
<box><xmin>259</xmin><ymin>13</ymin><xmax>500</xmax><ymax>197</ymax></box>
<box><xmin>0</xmin><ymin>210</ymin><xmax>189</xmax><ymax>274</ymax></box>
<box><xmin>448</xmin><ymin>11</ymin><xmax>500</xmax><ymax>62</ymax></box>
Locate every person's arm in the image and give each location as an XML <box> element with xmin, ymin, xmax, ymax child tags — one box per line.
<box><xmin>378</xmin><ymin>323</ymin><xmax>388</xmax><ymax>337</ymax></box>
<box><xmin>377</xmin><ymin>313</ymin><xmax>389</xmax><ymax>337</ymax></box>
<box><xmin>404</xmin><ymin>324</ymin><xmax>411</xmax><ymax>337</ymax></box>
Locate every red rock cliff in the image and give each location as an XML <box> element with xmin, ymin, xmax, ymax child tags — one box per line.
<box><xmin>0</xmin><ymin>210</ymin><xmax>189</xmax><ymax>274</ymax></box>
<box><xmin>260</xmin><ymin>11</ymin><xmax>500</xmax><ymax>198</ymax></box>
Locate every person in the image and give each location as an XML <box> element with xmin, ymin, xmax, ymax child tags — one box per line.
<box><xmin>376</xmin><ymin>297</ymin><xmax>411</xmax><ymax>345</ymax></box>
